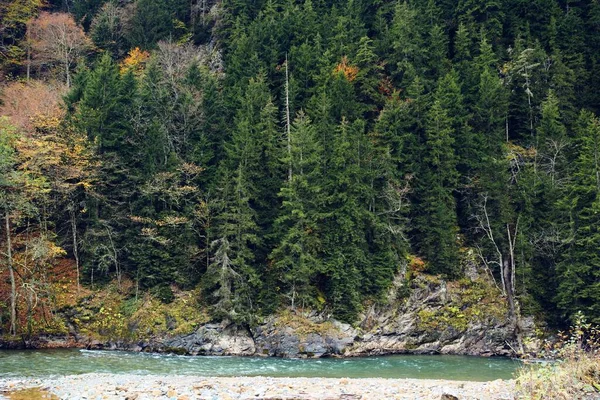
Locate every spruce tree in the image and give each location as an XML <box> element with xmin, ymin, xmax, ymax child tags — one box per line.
<box><xmin>556</xmin><ymin>111</ymin><xmax>600</xmax><ymax>323</ymax></box>
<box><xmin>208</xmin><ymin>166</ymin><xmax>261</xmax><ymax>322</ymax></box>
<box><xmin>414</xmin><ymin>99</ymin><xmax>460</xmax><ymax>276</ymax></box>
<box><xmin>271</xmin><ymin>112</ymin><xmax>322</xmax><ymax>310</ymax></box>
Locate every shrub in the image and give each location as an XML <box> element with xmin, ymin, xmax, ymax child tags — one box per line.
<box><xmin>516</xmin><ymin>312</ymin><xmax>600</xmax><ymax>399</ymax></box>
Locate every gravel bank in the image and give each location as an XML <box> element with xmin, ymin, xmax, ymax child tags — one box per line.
<box><xmin>0</xmin><ymin>374</ymin><xmax>515</xmax><ymax>399</ymax></box>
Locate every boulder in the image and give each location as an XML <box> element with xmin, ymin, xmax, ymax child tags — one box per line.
<box><xmin>161</xmin><ymin>323</ymin><xmax>255</xmax><ymax>356</ymax></box>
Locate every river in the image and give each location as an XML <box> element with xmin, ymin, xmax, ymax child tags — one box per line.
<box><xmin>0</xmin><ymin>349</ymin><xmax>519</xmax><ymax>381</ymax></box>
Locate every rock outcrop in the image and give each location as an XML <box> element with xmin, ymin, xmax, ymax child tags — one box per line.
<box><xmin>252</xmin><ymin>315</ymin><xmax>358</xmax><ymax>358</ymax></box>
<box><xmin>347</xmin><ymin>275</ymin><xmax>517</xmax><ymax>357</ymax></box>
<box><xmin>133</xmin><ymin>274</ymin><xmax>519</xmax><ymax>358</ymax></box>
<box><xmin>1</xmin><ymin>274</ymin><xmax>525</xmax><ymax>358</ymax></box>
<box><xmin>153</xmin><ymin>323</ymin><xmax>255</xmax><ymax>356</ymax></box>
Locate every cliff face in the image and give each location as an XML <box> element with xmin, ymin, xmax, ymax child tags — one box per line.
<box><xmin>0</xmin><ymin>274</ymin><xmax>526</xmax><ymax>357</ymax></box>
<box><xmin>149</xmin><ymin>275</ymin><xmax>520</xmax><ymax>358</ymax></box>
<box><xmin>348</xmin><ymin>275</ymin><xmax>518</xmax><ymax>357</ymax></box>
<box><xmin>93</xmin><ymin>275</ymin><xmax>524</xmax><ymax>357</ymax></box>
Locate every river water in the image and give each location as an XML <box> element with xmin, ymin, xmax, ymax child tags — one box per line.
<box><xmin>0</xmin><ymin>349</ymin><xmax>519</xmax><ymax>381</ymax></box>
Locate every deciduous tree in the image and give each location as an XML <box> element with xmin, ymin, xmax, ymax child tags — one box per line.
<box><xmin>27</xmin><ymin>12</ymin><xmax>91</xmax><ymax>87</ymax></box>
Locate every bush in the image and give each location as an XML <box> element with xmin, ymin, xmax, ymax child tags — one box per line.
<box><xmin>150</xmin><ymin>285</ymin><xmax>175</xmax><ymax>303</ymax></box>
<box><xmin>516</xmin><ymin>312</ymin><xmax>600</xmax><ymax>399</ymax></box>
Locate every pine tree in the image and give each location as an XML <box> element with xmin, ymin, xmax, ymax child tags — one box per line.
<box><xmin>388</xmin><ymin>1</ymin><xmax>423</xmax><ymax>88</ymax></box>
<box><xmin>76</xmin><ymin>54</ymin><xmax>132</xmax><ymax>153</ymax></box>
<box><xmin>317</xmin><ymin>118</ymin><xmax>376</xmax><ymax>321</ymax></box>
<box><xmin>537</xmin><ymin>90</ymin><xmax>568</xmax><ymax>189</ymax></box>
<box><xmin>127</xmin><ymin>0</ymin><xmax>179</xmax><ymax>49</ymax></box>
<box><xmin>208</xmin><ymin>73</ymin><xmax>282</xmax><ymax>319</ymax></box>
<box><xmin>90</xmin><ymin>2</ymin><xmax>130</xmax><ymax>58</ymax></box>
<box><xmin>456</xmin><ymin>0</ymin><xmax>504</xmax><ymax>45</ymax></box>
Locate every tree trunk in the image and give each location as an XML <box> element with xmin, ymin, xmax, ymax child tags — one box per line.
<box><xmin>26</xmin><ymin>44</ymin><xmax>31</xmax><ymax>82</ymax></box>
<box><xmin>70</xmin><ymin>206</ymin><xmax>80</xmax><ymax>295</ymax></box>
<box><xmin>506</xmin><ymin>222</ymin><xmax>524</xmax><ymax>354</ymax></box>
<box><xmin>285</xmin><ymin>54</ymin><xmax>292</xmax><ymax>181</ymax></box>
<box><xmin>5</xmin><ymin>212</ymin><xmax>17</xmax><ymax>336</ymax></box>
<box><xmin>65</xmin><ymin>57</ymin><xmax>71</xmax><ymax>88</ymax></box>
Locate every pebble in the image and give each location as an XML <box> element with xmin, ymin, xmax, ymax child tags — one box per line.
<box><xmin>0</xmin><ymin>374</ymin><xmax>515</xmax><ymax>400</ymax></box>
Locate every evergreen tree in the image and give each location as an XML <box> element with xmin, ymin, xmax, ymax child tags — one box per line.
<box><xmin>270</xmin><ymin>112</ymin><xmax>322</xmax><ymax>310</ymax></box>
<box><xmin>90</xmin><ymin>2</ymin><xmax>129</xmax><ymax>58</ymax></box>
<box><xmin>7</xmin><ymin>0</ymin><xmax>600</xmax><ymax>331</ymax></box>
<box><xmin>556</xmin><ymin>111</ymin><xmax>600</xmax><ymax>323</ymax></box>
<box><xmin>75</xmin><ymin>54</ymin><xmax>132</xmax><ymax>153</ymax></box>
<box><xmin>413</xmin><ymin>99</ymin><xmax>460</xmax><ymax>276</ymax></box>
<box><xmin>128</xmin><ymin>0</ymin><xmax>179</xmax><ymax>49</ymax></box>
<box><xmin>537</xmin><ymin>90</ymin><xmax>568</xmax><ymax>189</ymax></box>
<box><xmin>388</xmin><ymin>1</ymin><xmax>423</xmax><ymax>88</ymax></box>
<box><xmin>318</xmin><ymin>119</ymin><xmax>369</xmax><ymax>322</ymax></box>
<box><xmin>208</xmin><ymin>165</ymin><xmax>261</xmax><ymax>322</ymax></box>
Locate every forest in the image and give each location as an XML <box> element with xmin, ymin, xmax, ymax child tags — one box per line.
<box><xmin>1</xmin><ymin>0</ymin><xmax>600</xmax><ymax>337</ymax></box>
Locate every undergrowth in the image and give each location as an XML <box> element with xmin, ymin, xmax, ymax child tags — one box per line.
<box><xmin>273</xmin><ymin>309</ymin><xmax>339</xmax><ymax>338</ymax></box>
<box><xmin>73</xmin><ymin>279</ymin><xmax>209</xmax><ymax>341</ymax></box>
<box><xmin>516</xmin><ymin>312</ymin><xmax>600</xmax><ymax>399</ymax></box>
<box><xmin>416</xmin><ymin>277</ymin><xmax>507</xmax><ymax>333</ymax></box>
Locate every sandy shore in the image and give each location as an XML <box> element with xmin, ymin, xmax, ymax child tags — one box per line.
<box><xmin>0</xmin><ymin>374</ymin><xmax>515</xmax><ymax>400</ymax></box>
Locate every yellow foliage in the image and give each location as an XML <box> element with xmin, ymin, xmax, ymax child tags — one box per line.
<box><xmin>407</xmin><ymin>254</ymin><xmax>426</xmax><ymax>273</ymax></box>
<box><xmin>31</xmin><ymin>114</ymin><xmax>62</xmax><ymax>133</ymax></box>
<box><xmin>120</xmin><ymin>47</ymin><xmax>150</xmax><ymax>74</ymax></box>
<box><xmin>333</xmin><ymin>56</ymin><xmax>359</xmax><ymax>82</ymax></box>
<box><xmin>507</xmin><ymin>142</ymin><xmax>537</xmax><ymax>161</ymax></box>
<box><xmin>76</xmin><ymin>285</ymin><xmax>209</xmax><ymax>341</ymax></box>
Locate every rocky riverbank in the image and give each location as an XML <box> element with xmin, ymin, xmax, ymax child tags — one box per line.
<box><xmin>0</xmin><ymin>373</ymin><xmax>516</xmax><ymax>400</ymax></box>
<box><xmin>1</xmin><ymin>274</ymin><xmax>531</xmax><ymax>359</ymax></box>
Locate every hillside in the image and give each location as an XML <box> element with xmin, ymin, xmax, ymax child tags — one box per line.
<box><xmin>1</xmin><ymin>0</ymin><xmax>600</xmax><ymax>344</ymax></box>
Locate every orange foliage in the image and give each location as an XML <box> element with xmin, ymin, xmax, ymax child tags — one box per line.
<box><xmin>120</xmin><ymin>47</ymin><xmax>150</xmax><ymax>74</ymax></box>
<box><xmin>27</xmin><ymin>12</ymin><xmax>91</xmax><ymax>85</ymax></box>
<box><xmin>378</xmin><ymin>76</ymin><xmax>394</xmax><ymax>98</ymax></box>
<box><xmin>0</xmin><ymin>80</ymin><xmax>66</xmax><ymax>133</ymax></box>
<box><xmin>0</xmin><ymin>232</ymin><xmax>73</xmax><ymax>335</ymax></box>
<box><xmin>408</xmin><ymin>255</ymin><xmax>427</xmax><ymax>273</ymax></box>
<box><xmin>333</xmin><ymin>56</ymin><xmax>359</xmax><ymax>82</ymax></box>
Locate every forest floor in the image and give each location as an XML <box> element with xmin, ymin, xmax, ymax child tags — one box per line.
<box><xmin>0</xmin><ymin>374</ymin><xmax>515</xmax><ymax>400</ymax></box>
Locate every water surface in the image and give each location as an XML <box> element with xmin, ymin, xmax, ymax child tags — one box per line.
<box><xmin>0</xmin><ymin>349</ymin><xmax>519</xmax><ymax>381</ymax></box>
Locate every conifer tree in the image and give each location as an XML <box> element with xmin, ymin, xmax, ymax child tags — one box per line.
<box><xmin>556</xmin><ymin>111</ymin><xmax>600</xmax><ymax>323</ymax></box>
<box><xmin>388</xmin><ymin>1</ymin><xmax>423</xmax><ymax>88</ymax></box>
<box><xmin>537</xmin><ymin>90</ymin><xmax>568</xmax><ymax>188</ymax></box>
<box><xmin>318</xmin><ymin>119</ymin><xmax>369</xmax><ymax>322</ymax></box>
<box><xmin>413</xmin><ymin>99</ymin><xmax>460</xmax><ymax>276</ymax></box>
<box><xmin>75</xmin><ymin>54</ymin><xmax>132</xmax><ymax>153</ymax></box>
<box><xmin>208</xmin><ymin>165</ymin><xmax>261</xmax><ymax>322</ymax></box>
<box><xmin>271</xmin><ymin>112</ymin><xmax>322</xmax><ymax>309</ymax></box>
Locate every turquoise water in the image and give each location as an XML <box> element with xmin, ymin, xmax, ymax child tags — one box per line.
<box><xmin>0</xmin><ymin>349</ymin><xmax>519</xmax><ymax>381</ymax></box>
